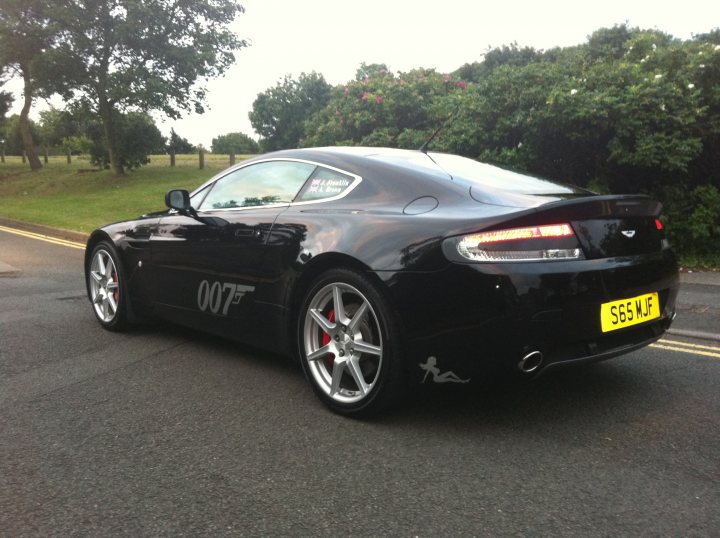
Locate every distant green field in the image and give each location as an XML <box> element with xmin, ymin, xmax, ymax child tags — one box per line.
<box><xmin>0</xmin><ymin>154</ymin><xmax>252</xmax><ymax>232</ymax></box>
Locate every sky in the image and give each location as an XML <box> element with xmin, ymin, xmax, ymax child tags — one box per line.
<box><xmin>8</xmin><ymin>0</ymin><xmax>720</xmax><ymax>148</ymax></box>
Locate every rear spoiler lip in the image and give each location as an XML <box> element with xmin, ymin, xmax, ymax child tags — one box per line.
<box><xmin>499</xmin><ymin>194</ymin><xmax>662</xmax><ymax>228</ymax></box>
<box><xmin>442</xmin><ymin>194</ymin><xmax>663</xmax><ymax>241</ymax></box>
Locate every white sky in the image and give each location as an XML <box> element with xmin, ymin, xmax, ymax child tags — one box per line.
<box><xmin>9</xmin><ymin>0</ymin><xmax>720</xmax><ymax>148</ymax></box>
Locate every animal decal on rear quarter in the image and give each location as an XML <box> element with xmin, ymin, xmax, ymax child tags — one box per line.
<box><xmin>419</xmin><ymin>356</ymin><xmax>470</xmax><ymax>384</ymax></box>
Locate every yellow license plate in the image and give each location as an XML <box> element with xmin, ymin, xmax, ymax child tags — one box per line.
<box><xmin>600</xmin><ymin>292</ymin><xmax>660</xmax><ymax>333</ymax></box>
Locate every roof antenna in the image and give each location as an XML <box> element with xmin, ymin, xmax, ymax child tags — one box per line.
<box><xmin>419</xmin><ymin>109</ymin><xmax>458</xmax><ymax>154</ymax></box>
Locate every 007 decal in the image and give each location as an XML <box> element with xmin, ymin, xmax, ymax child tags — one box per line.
<box><xmin>197</xmin><ymin>280</ymin><xmax>255</xmax><ymax>316</ymax></box>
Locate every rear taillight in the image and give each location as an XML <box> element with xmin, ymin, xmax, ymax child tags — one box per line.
<box><xmin>457</xmin><ymin>223</ymin><xmax>585</xmax><ymax>262</ymax></box>
<box><xmin>656</xmin><ymin>218</ymin><xmax>671</xmax><ymax>249</ymax></box>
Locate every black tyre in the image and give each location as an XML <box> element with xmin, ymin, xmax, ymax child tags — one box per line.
<box><xmin>86</xmin><ymin>241</ymin><xmax>131</xmax><ymax>331</ymax></box>
<box><xmin>298</xmin><ymin>268</ymin><xmax>404</xmax><ymax>417</ymax></box>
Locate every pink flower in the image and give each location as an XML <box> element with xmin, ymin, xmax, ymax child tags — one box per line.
<box><xmin>375</xmin><ymin>96</ymin><xmax>384</xmax><ymax>104</ymax></box>
<box><xmin>456</xmin><ymin>81</ymin><xmax>468</xmax><ymax>89</ymax></box>
<box><xmin>361</xmin><ymin>92</ymin><xmax>369</xmax><ymax>102</ymax></box>
<box><xmin>344</xmin><ymin>87</ymin><xmax>349</xmax><ymax>94</ymax></box>
<box><xmin>444</xmin><ymin>74</ymin><xmax>451</xmax><ymax>83</ymax></box>
<box><xmin>419</xmin><ymin>74</ymin><xmax>425</xmax><ymax>82</ymax></box>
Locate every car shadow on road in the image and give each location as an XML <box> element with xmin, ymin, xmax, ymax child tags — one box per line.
<box><xmin>385</xmin><ymin>359</ymin><xmax>660</xmax><ymax>429</ymax></box>
<box><xmin>135</xmin><ymin>319</ymin><xmax>661</xmax><ymax>429</ymax></box>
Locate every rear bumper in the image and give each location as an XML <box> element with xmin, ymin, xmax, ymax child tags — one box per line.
<box><xmin>535</xmin><ymin>312</ymin><xmax>674</xmax><ymax>376</ymax></box>
<box><xmin>379</xmin><ymin>248</ymin><xmax>679</xmax><ymax>381</ymax></box>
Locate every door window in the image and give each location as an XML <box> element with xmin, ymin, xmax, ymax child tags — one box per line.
<box><xmin>199</xmin><ymin>160</ymin><xmax>316</xmax><ymax>211</ymax></box>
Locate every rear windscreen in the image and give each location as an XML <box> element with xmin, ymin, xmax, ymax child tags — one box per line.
<box><xmin>429</xmin><ymin>153</ymin><xmax>587</xmax><ymax>195</ymax></box>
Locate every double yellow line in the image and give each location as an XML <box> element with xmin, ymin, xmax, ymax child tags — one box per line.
<box><xmin>0</xmin><ymin>224</ymin><xmax>86</xmax><ymax>250</ymax></box>
<box><xmin>652</xmin><ymin>339</ymin><xmax>720</xmax><ymax>359</ymax></box>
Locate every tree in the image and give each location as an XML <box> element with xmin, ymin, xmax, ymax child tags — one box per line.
<box><xmin>0</xmin><ymin>0</ymin><xmax>55</xmax><ymax>170</ymax></box>
<box><xmin>249</xmin><ymin>72</ymin><xmax>331</xmax><ymax>151</ymax></box>
<box><xmin>0</xmin><ymin>87</ymin><xmax>13</xmax><ymax>145</ymax></box>
<box><xmin>167</xmin><ymin>128</ymin><xmax>196</xmax><ymax>154</ymax></box>
<box><xmin>46</xmin><ymin>0</ymin><xmax>247</xmax><ymax>175</ymax></box>
<box><xmin>36</xmin><ymin>106</ymin><xmax>84</xmax><ymax>150</ymax></box>
<box><xmin>210</xmin><ymin>131</ymin><xmax>258</xmax><ymax>154</ymax></box>
<box><xmin>2</xmin><ymin>114</ymin><xmax>40</xmax><ymax>155</ymax></box>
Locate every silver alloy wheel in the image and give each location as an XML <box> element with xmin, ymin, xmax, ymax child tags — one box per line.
<box><xmin>303</xmin><ymin>282</ymin><xmax>383</xmax><ymax>404</ymax></box>
<box><xmin>89</xmin><ymin>249</ymin><xmax>120</xmax><ymax>323</ymax></box>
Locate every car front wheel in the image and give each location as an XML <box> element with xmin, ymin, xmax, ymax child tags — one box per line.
<box><xmin>87</xmin><ymin>241</ymin><xmax>130</xmax><ymax>331</ymax></box>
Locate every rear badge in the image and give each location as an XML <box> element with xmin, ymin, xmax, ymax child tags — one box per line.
<box><xmin>419</xmin><ymin>356</ymin><xmax>470</xmax><ymax>384</ymax></box>
<box><xmin>621</xmin><ymin>230</ymin><xmax>636</xmax><ymax>238</ymax></box>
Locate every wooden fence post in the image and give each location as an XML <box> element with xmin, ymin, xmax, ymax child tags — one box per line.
<box><xmin>199</xmin><ymin>149</ymin><xmax>205</xmax><ymax>170</ymax></box>
<box><xmin>170</xmin><ymin>150</ymin><xmax>176</xmax><ymax>167</ymax></box>
<box><xmin>44</xmin><ymin>146</ymin><xmax>49</xmax><ymax>164</ymax></box>
<box><xmin>1</xmin><ymin>150</ymin><xmax>5</xmax><ymax>163</ymax></box>
<box><xmin>67</xmin><ymin>150</ymin><xmax>72</xmax><ymax>164</ymax></box>
<box><xmin>229</xmin><ymin>152</ymin><xmax>236</xmax><ymax>166</ymax></box>
<box><xmin>22</xmin><ymin>150</ymin><xmax>26</xmax><ymax>164</ymax></box>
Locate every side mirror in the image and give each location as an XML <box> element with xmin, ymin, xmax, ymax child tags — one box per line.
<box><xmin>165</xmin><ymin>189</ymin><xmax>191</xmax><ymax>211</ymax></box>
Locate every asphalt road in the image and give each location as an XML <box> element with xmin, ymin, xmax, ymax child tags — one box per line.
<box><xmin>1</xmin><ymin>228</ymin><xmax>719</xmax><ymax>537</ymax></box>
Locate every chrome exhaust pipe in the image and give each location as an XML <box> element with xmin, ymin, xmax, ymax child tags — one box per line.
<box><xmin>518</xmin><ymin>350</ymin><xmax>543</xmax><ymax>374</ymax></box>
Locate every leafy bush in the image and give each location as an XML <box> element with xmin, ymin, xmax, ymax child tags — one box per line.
<box><xmin>210</xmin><ymin>132</ymin><xmax>259</xmax><ymax>154</ymax></box>
<box><xmin>167</xmin><ymin>128</ymin><xmax>196</xmax><ymax>154</ymax></box>
<box><xmin>88</xmin><ymin>112</ymin><xmax>166</xmax><ymax>171</ymax></box>
<box><xmin>301</xmin><ymin>64</ymin><xmax>470</xmax><ymax>149</ymax></box>
<box><xmin>662</xmin><ymin>184</ymin><xmax>720</xmax><ymax>265</ymax></box>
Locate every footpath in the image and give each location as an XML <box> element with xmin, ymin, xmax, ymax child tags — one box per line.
<box><xmin>1</xmin><ymin>218</ymin><xmax>718</xmax><ymax>341</ymax></box>
<box><xmin>672</xmin><ymin>271</ymin><xmax>720</xmax><ymax>341</ymax></box>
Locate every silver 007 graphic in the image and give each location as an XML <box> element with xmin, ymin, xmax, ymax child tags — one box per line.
<box><xmin>197</xmin><ymin>280</ymin><xmax>254</xmax><ymax>316</ymax></box>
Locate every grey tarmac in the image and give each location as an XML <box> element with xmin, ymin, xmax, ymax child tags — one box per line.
<box><xmin>1</xmin><ymin>227</ymin><xmax>719</xmax><ymax>537</ymax></box>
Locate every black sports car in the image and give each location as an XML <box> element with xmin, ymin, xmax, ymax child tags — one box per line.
<box><xmin>85</xmin><ymin>147</ymin><xmax>679</xmax><ymax>416</ymax></box>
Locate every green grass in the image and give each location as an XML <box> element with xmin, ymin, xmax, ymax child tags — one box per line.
<box><xmin>0</xmin><ymin>154</ymin><xmax>251</xmax><ymax>232</ymax></box>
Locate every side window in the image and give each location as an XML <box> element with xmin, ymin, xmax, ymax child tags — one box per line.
<box><xmin>295</xmin><ymin>166</ymin><xmax>356</xmax><ymax>202</ymax></box>
<box><xmin>199</xmin><ymin>161</ymin><xmax>316</xmax><ymax>210</ymax></box>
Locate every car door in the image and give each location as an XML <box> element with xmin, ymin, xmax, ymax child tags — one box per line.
<box><xmin>150</xmin><ymin>159</ymin><xmax>317</xmax><ymax>340</ymax></box>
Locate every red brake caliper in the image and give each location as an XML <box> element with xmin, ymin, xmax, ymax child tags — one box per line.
<box><xmin>322</xmin><ymin>309</ymin><xmax>336</xmax><ymax>363</ymax></box>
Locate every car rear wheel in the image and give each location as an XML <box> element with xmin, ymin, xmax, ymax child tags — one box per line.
<box><xmin>87</xmin><ymin>242</ymin><xmax>130</xmax><ymax>331</ymax></box>
<box><xmin>299</xmin><ymin>269</ymin><xmax>404</xmax><ymax>417</ymax></box>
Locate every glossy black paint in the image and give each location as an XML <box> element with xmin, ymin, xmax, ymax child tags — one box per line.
<box><xmin>85</xmin><ymin>147</ymin><xmax>680</xmax><ymax>380</ymax></box>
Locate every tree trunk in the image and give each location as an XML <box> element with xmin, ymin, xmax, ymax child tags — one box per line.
<box><xmin>19</xmin><ymin>63</ymin><xmax>42</xmax><ymax>171</ymax></box>
<box><xmin>97</xmin><ymin>92</ymin><xmax>124</xmax><ymax>176</ymax></box>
